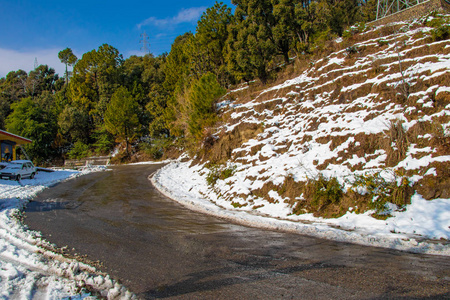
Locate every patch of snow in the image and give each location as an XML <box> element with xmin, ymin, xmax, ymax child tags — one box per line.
<box><xmin>149</xmin><ymin>22</ymin><xmax>450</xmax><ymax>256</ymax></box>
<box><xmin>0</xmin><ymin>166</ymin><xmax>136</xmax><ymax>299</ymax></box>
<box><xmin>152</xmin><ymin>161</ymin><xmax>450</xmax><ymax>256</ymax></box>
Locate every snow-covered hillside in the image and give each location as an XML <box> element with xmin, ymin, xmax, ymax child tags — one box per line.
<box><xmin>153</xmin><ymin>16</ymin><xmax>450</xmax><ymax>254</ymax></box>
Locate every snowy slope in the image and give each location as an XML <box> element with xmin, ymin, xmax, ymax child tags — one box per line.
<box><xmin>153</xmin><ymin>17</ymin><xmax>450</xmax><ymax>255</ymax></box>
<box><xmin>0</xmin><ymin>168</ymin><xmax>135</xmax><ymax>299</ymax></box>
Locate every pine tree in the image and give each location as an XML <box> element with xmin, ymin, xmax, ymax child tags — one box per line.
<box><xmin>187</xmin><ymin>72</ymin><xmax>226</xmax><ymax>141</ymax></box>
<box><xmin>58</xmin><ymin>48</ymin><xmax>77</xmax><ymax>85</ymax></box>
<box><xmin>104</xmin><ymin>87</ymin><xmax>139</xmax><ymax>155</ymax></box>
<box><xmin>194</xmin><ymin>2</ymin><xmax>233</xmax><ymax>85</ymax></box>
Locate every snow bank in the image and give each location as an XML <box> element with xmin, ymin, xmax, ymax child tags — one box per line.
<box><xmin>151</xmin><ymin>161</ymin><xmax>450</xmax><ymax>256</ymax></box>
<box><xmin>0</xmin><ymin>167</ymin><xmax>136</xmax><ymax>299</ymax></box>
<box><xmin>148</xmin><ymin>20</ymin><xmax>450</xmax><ymax>257</ymax></box>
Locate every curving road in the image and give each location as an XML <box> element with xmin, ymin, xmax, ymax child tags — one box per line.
<box><xmin>25</xmin><ymin>164</ymin><xmax>450</xmax><ymax>299</ymax></box>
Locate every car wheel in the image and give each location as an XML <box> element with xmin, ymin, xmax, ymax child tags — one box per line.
<box><xmin>16</xmin><ymin>174</ymin><xmax>21</xmax><ymax>181</ymax></box>
<box><xmin>30</xmin><ymin>172</ymin><xmax>35</xmax><ymax>179</ymax></box>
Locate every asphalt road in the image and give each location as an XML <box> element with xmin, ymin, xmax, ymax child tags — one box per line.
<box><xmin>24</xmin><ymin>164</ymin><xmax>450</xmax><ymax>299</ymax></box>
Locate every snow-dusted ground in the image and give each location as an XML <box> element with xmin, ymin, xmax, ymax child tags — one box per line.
<box><xmin>151</xmin><ymin>18</ymin><xmax>450</xmax><ymax>257</ymax></box>
<box><xmin>1</xmin><ymin>16</ymin><xmax>449</xmax><ymax>299</ymax></box>
<box><xmin>0</xmin><ymin>167</ymin><xmax>135</xmax><ymax>299</ymax></box>
<box><xmin>152</xmin><ymin>160</ymin><xmax>450</xmax><ymax>256</ymax></box>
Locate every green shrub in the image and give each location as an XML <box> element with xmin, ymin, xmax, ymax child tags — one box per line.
<box><xmin>206</xmin><ymin>167</ymin><xmax>220</xmax><ymax>186</ymax></box>
<box><xmin>349</xmin><ymin>171</ymin><xmax>412</xmax><ymax>212</ymax></box>
<box><xmin>306</xmin><ymin>174</ymin><xmax>343</xmax><ymax>209</ymax></box>
<box><xmin>206</xmin><ymin>164</ymin><xmax>236</xmax><ymax>187</ymax></box>
<box><xmin>220</xmin><ymin>166</ymin><xmax>236</xmax><ymax>179</ymax></box>
<box><xmin>426</xmin><ymin>15</ymin><xmax>450</xmax><ymax>41</ymax></box>
<box><xmin>431</xmin><ymin>24</ymin><xmax>450</xmax><ymax>41</ymax></box>
<box><xmin>68</xmin><ymin>141</ymin><xmax>90</xmax><ymax>159</ymax></box>
<box><xmin>141</xmin><ymin>137</ymin><xmax>171</xmax><ymax>160</ymax></box>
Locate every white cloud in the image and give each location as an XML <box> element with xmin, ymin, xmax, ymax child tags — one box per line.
<box><xmin>0</xmin><ymin>48</ymin><xmax>66</xmax><ymax>78</ymax></box>
<box><xmin>137</xmin><ymin>6</ymin><xmax>207</xmax><ymax>29</ymax></box>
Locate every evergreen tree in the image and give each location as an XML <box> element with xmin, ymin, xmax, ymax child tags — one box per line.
<box><xmin>162</xmin><ymin>33</ymin><xmax>196</xmax><ymax>137</ymax></box>
<box><xmin>194</xmin><ymin>2</ymin><xmax>233</xmax><ymax>85</ymax></box>
<box><xmin>123</xmin><ymin>53</ymin><xmax>166</xmax><ymax>137</ymax></box>
<box><xmin>104</xmin><ymin>86</ymin><xmax>139</xmax><ymax>155</ymax></box>
<box><xmin>187</xmin><ymin>72</ymin><xmax>226</xmax><ymax>141</ymax></box>
<box><xmin>227</xmin><ymin>0</ymin><xmax>279</xmax><ymax>84</ymax></box>
<box><xmin>58</xmin><ymin>106</ymin><xmax>91</xmax><ymax>144</ymax></box>
<box><xmin>70</xmin><ymin>44</ymin><xmax>123</xmax><ymax>119</ymax></box>
<box><xmin>58</xmin><ymin>48</ymin><xmax>78</xmax><ymax>84</ymax></box>
<box><xmin>69</xmin><ymin>44</ymin><xmax>124</xmax><ymax>146</ymax></box>
<box><xmin>361</xmin><ymin>0</ymin><xmax>377</xmax><ymax>22</ymax></box>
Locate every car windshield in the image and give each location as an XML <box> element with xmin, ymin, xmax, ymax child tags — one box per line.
<box><xmin>7</xmin><ymin>163</ymin><xmax>22</xmax><ymax>169</ymax></box>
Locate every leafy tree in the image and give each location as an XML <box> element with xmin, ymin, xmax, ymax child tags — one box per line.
<box><xmin>361</xmin><ymin>0</ymin><xmax>377</xmax><ymax>22</ymax></box>
<box><xmin>69</xmin><ymin>44</ymin><xmax>124</xmax><ymax>148</ymax></box>
<box><xmin>27</xmin><ymin>65</ymin><xmax>61</xmax><ymax>98</ymax></box>
<box><xmin>326</xmin><ymin>0</ymin><xmax>362</xmax><ymax>36</ymax></box>
<box><xmin>58</xmin><ymin>48</ymin><xmax>78</xmax><ymax>84</ymax></box>
<box><xmin>58</xmin><ymin>106</ymin><xmax>91</xmax><ymax>144</ymax></box>
<box><xmin>146</xmin><ymin>84</ymin><xmax>170</xmax><ymax>138</ymax></box>
<box><xmin>272</xmin><ymin>0</ymin><xmax>296</xmax><ymax>63</ymax></box>
<box><xmin>70</xmin><ymin>44</ymin><xmax>124</xmax><ymax>122</ymax></box>
<box><xmin>104</xmin><ymin>86</ymin><xmax>139</xmax><ymax>155</ymax></box>
<box><xmin>0</xmin><ymin>70</ymin><xmax>28</xmax><ymax>103</ymax></box>
<box><xmin>0</xmin><ymin>97</ymin><xmax>8</xmax><ymax>129</ymax></box>
<box><xmin>5</xmin><ymin>95</ymin><xmax>58</xmax><ymax>164</ymax></box>
<box><xmin>123</xmin><ymin>53</ymin><xmax>166</xmax><ymax>137</ymax></box>
<box><xmin>163</xmin><ymin>33</ymin><xmax>194</xmax><ymax>93</ymax></box>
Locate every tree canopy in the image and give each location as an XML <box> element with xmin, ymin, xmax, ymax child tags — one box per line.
<box><xmin>0</xmin><ymin>0</ymin><xmax>378</xmax><ymax>164</ymax></box>
<box><xmin>58</xmin><ymin>48</ymin><xmax>77</xmax><ymax>84</ymax></box>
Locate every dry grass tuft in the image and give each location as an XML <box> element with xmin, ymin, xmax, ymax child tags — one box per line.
<box><xmin>201</xmin><ymin>123</ymin><xmax>264</xmax><ymax>164</ymax></box>
<box><xmin>415</xmin><ymin>161</ymin><xmax>450</xmax><ymax>200</ymax></box>
<box><xmin>384</xmin><ymin>120</ymin><xmax>410</xmax><ymax>167</ymax></box>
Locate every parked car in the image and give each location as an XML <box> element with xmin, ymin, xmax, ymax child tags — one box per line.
<box><xmin>0</xmin><ymin>160</ymin><xmax>37</xmax><ymax>181</ymax></box>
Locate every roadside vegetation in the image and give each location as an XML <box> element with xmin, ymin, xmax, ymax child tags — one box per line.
<box><xmin>0</xmin><ymin>0</ymin><xmax>376</xmax><ymax>165</ymax></box>
<box><xmin>1</xmin><ymin>1</ymin><xmax>449</xmax><ymax>219</ymax></box>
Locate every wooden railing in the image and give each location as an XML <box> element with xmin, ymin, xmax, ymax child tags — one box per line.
<box><xmin>64</xmin><ymin>156</ymin><xmax>111</xmax><ymax>169</ymax></box>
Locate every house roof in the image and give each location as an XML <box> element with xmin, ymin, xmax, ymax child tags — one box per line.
<box><xmin>0</xmin><ymin>130</ymin><xmax>32</xmax><ymax>145</ymax></box>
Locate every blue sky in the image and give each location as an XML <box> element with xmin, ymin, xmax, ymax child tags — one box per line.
<box><xmin>0</xmin><ymin>0</ymin><xmax>233</xmax><ymax>78</ymax></box>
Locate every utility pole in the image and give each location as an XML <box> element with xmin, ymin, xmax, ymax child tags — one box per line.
<box><xmin>140</xmin><ymin>31</ymin><xmax>150</xmax><ymax>55</ymax></box>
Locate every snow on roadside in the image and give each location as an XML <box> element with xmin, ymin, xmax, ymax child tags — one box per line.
<box><xmin>151</xmin><ymin>161</ymin><xmax>450</xmax><ymax>256</ymax></box>
<box><xmin>0</xmin><ymin>167</ymin><xmax>135</xmax><ymax>299</ymax></box>
<box><xmin>150</xmin><ymin>20</ymin><xmax>450</xmax><ymax>257</ymax></box>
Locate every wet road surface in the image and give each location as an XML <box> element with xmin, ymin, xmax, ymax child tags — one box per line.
<box><xmin>25</xmin><ymin>164</ymin><xmax>450</xmax><ymax>299</ymax></box>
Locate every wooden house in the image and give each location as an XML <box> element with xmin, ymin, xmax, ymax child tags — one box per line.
<box><xmin>0</xmin><ymin>130</ymin><xmax>32</xmax><ymax>162</ymax></box>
